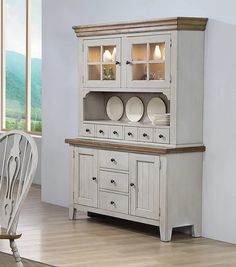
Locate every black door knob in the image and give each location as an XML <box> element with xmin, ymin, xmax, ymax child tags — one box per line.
<box><xmin>115</xmin><ymin>61</ymin><xmax>120</xmax><ymax>65</ymax></box>
<box><xmin>92</xmin><ymin>177</ymin><xmax>96</xmax><ymax>181</ymax></box>
<box><xmin>126</xmin><ymin>60</ymin><xmax>132</xmax><ymax>65</ymax></box>
<box><xmin>130</xmin><ymin>183</ymin><xmax>135</xmax><ymax>187</ymax></box>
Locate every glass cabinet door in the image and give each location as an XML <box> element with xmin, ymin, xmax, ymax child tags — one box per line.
<box><xmin>84</xmin><ymin>38</ymin><xmax>121</xmax><ymax>88</ymax></box>
<box><xmin>126</xmin><ymin>35</ymin><xmax>171</xmax><ymax>88</ymax></box>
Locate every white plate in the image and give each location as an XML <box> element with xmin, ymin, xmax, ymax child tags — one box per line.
<box><xmin>106</xmin><ymin>96</ymin><xmax>124</xmax><ymax>121</ymax></box>
<box><xmin>147</xmin><ymin>97</ymin><xmax>166</xmax><ymax>122</ymax></box>
<box><xmin>126</xmin><ymin>97</ymin><xmax>144</xmax><ymax>122</ymax></box>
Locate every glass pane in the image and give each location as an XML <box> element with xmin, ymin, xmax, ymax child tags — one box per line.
<box><xmin>31</xmin><ymin>0</ymin><xmax>42</xmax><ymax>133</ymax></box>
<box><xmin>132</xmin><ymin>44</ymin><xmax>147</xmax><ymax>61</ymax></box>
<box><xmin>88</xmin><ymin>65</ymin><xmax>101</xmax><ymax>80</ymax></box>
<box><xmin>149</xmin><ymin>43</ymin><xmax>165</xmax><ymax>61</ymax></box>
<box><xmin>102</xmin><ymin>46</ymin><xmax>116</xmax><ymax>63</ymax></box>
<box><xmin>88</xmin><ymin>46</ymin><xmax>101</xmax><ymax>62</ymax></box>
<box><xmin>149</xmin><ymin>63</ymin><xmax>165</xmax><ymax>80</ymax></box>
<box><xmin>103</xmin><ymin>65</ymin><xmax>116</xmax><ymax>80</ymax></box>
<box><xmin>132</xmin><ymin>64</ymin><xmax>147</xmax><ymax>80</ymax></box>
<box><xmin>5</xmin><ymin>0</ymin><xmax>26</xmax><ymax>130</ymax></box>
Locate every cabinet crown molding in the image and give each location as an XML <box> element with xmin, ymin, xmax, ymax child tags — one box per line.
<box><xmin>73</xmin><ymin>17</ymin><xmax>208</xmax><ymax>37</ymax></box>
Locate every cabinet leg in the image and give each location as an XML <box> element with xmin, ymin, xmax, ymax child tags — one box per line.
<box><xmin>192</xmin><ymin>224</ymin><xmax>202</xmax><ymax>237</ymax></box>
<box><xmin>159</xmin><ymin>225</ymin><xmax>172</xmax><ymax>242</ymax></box>
<box><xmin>69</xmin><ymin>206</ymin><xmax>76</xmax><ymax>220</ymax></box>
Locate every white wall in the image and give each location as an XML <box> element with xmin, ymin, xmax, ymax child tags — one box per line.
<box><xmin>42</xmin><ymin>0</ymin><xmax>236</xmax><ymax>243</ymax></box>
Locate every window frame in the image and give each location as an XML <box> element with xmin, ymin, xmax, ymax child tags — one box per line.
<box><xmin>0</xmin><ymin>0</ymin><xmax>41</xmax><ymax>136</ymax></box>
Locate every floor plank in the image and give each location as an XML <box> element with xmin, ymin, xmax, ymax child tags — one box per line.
<box><xmin>0</xmin><ymin>185</ymin><xmax>235</xmax><ymax>267</ymax></box>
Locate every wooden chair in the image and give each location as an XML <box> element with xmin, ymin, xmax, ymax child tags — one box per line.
<box><xmin>0</xmin><ymin>131</ymin><xmax>38</xmax><ymax>267</ymax></box>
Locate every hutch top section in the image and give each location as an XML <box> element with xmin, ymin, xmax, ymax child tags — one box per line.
<box><xmin>73</xmin><ymin>17</ymin><xmax>208</xmax><ymax>37</ymax></box>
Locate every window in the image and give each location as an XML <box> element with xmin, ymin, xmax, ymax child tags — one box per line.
<box><xmin>1</xmin><ymin>0</ymin><xmax>42</xmax><ymax>134</ymax></box>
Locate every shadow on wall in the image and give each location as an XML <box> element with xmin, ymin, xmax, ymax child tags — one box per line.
<box><xmin>203</xmin><ymin>19</ymin><xmax>236</xmax><ymax>243</ymax></box>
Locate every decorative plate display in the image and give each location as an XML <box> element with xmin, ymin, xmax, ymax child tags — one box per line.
<box><xmin>106</xmin><ymin>96</ymin><xmax>124</xmax><ymax>121</ymax></box>
<box><xmin>147</xmin><ymin>97</ymin><xmax>166</xmax><ymax>122</ymax></box>
<box><xmin>126</xmin><ymin>97</ymin><xmax>144</xmax><ymax>122</ymax></box>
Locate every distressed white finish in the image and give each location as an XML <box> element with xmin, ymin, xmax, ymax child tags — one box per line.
<box><xmin>129</xmin><ymin>154</ymin><xmax>160</xmax><ymax>220</ymax></box>
<box><xmin>0</xmin><ymin>130</ymin><xmax>38</xmax><ymax>267</ymax></box>
<box><xmin>69</xmin><ymin>145</ymin><xmax>203</xmax><ymax>242</ymax></box>
<box><xmin>10</xmin><ymin>240</ymin><xmax>23</xmax><ymax>267</ymax></box>
<box><xmin>73</xmin><ymin>147</ymin><xmax>97</xmax><ymax>208</ymax></box>
<box><xmin>78</xmin><ymin>28</ymin><xmax>205</xmax><ymax>146</ymax></box>
<box><xmin>68</xmin><ymin>18</ymin><xmax>205</xmax><ymax>242</ymax></box>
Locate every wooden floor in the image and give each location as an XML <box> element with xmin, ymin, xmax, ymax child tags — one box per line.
<box><xmin>0</xmin><ymin>186</ymin><xmax>235</xmax><ymax>267</ymax></box>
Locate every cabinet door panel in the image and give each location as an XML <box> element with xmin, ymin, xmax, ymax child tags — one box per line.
<box><xmin>126</xmin><ymin>35</ymin><xmax>171</xmax><ymax>88</ymax></box>
<box><xmin>74</xmin><ymin>148</ymin><xmax>98</xmax><ymax>207</ymax></box>
<box><xmin>129</xmin><ymin>154</ymin><xmax>160</xmax><ymax>220</ymax></box>
<box><xmin>84</xmin><ymin>38</ymin><xmax>121</xmax><ymax>88</ymax></box>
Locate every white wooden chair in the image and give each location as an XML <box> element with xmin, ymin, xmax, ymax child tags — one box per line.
<box><xmin>0</xmin><ymin>130</ymin><xmax>38</xmax><ymax>267</ymax></box>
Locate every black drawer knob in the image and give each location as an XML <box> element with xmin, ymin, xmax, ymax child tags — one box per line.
<box><xmin>92</xmin><ymin>177</ymin><xmax>96</xmax><ymax>181</ymax></box>
<box><xmin>126</xmin><ymin>60</ymin><xmax>132</xmax><ymax>65</ymax></box>
<box><xmin>128</xmin><ymin>132</ymin><xmax>132</xmax><ymax>136</ymax></box>
<box><xmin>85</xmin><ymin>128</ymin><xmax>90</xmax><ymax>133</ymax></box>
<box><xmin>110</xmin><ymin>201</ymin><xmax>115</xmax><ymax>205</ymax></box>
<box><xmin>99</xmin><ymin>130</ymin><xmax>104</xmax><ymax>134</ymax></box>
<box><xmin>111</xmin><ymin>158</ymin><xmax>116</xmax><ymax>163</ymax></box>
<box><xmin>143</xmin><ymin>133</ymin><xmax>148</xmax><ymax>137</ymax></box>
<box><xmin>159</xmin><ymin>134</ymin><xmax>164</xmax><ymax>138</ymax></box>
<box><xmin>110</xmin><ymin>179</ymin><xmax>115</xmax><ymax>184</ymax></box>
<box><xmin>130</xmin><ymin>183</ymin><xmax>135</xmax><ymax>187</ymax></box>
<box><xmin>115</xmin><ymin>61</ymin><xmax>120</xmax><ymax>65</ymax></box>
<box><xmin>113</xmin><ymin>131</ymin><xmax>118</xmax><ymax>135</ymax></box>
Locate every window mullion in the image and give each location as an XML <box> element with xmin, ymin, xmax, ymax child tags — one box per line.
<box><xmin>1</xmin><ymin>0</ymin><xmax>6</xmax><ymax>130</ymax></box>
<box><xmin>26</xmin><ymin>0</ymin><xmax>31</xmax><ymax>132</ymax></box>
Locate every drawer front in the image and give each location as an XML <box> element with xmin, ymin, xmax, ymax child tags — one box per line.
<box><xmin>109</xmin><ymin>125</ymin><xmax>123</xmax><ymax>140</ymax></box>
<box><xmin>99</xmin><ymin>191</ymin><xmax>128</xmax><ymax>214</ymax></box>
<box><xmin>138</xmin><ymin>128</ymin><xmax>154</xmax><ymax>142</ymax></box>
<box><xmin>95</xmin><ymin>125</ymin><xmax>109</xmax><ymax>138</ymax></box>
<box><xmin>82</xmin><ymin>124</ymin><xmax>95</xmax><ymax>137</ymax></box>
<box><xmin>124</xmin><ymin>127</ymin><xmax>137</xmax><ymax>141</ymax></box>
<box><xmin>99</xmin><ymin>150</ymin><xmax>128</xmax><ymax>171</ymax></box>
<box><xmin>100</xmin><ymin>170</ymin><xmax>128</xmax><ymax>193</ymax></box>
<box><xmin>155</xmin><ymin>128</ymin><xmax>170</xmax><ymax>144</ymax></box>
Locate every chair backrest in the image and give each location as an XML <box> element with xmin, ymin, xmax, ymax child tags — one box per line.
<box><xmin>0</xmin><ymin>131</ymin><xmax>38</xmax><ymax>234</ymax></box>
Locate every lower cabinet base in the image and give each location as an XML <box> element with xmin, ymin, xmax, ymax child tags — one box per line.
<box><xmin>69</xmin><ymin>205</ymin><xmax>200</xmax><ymax>242</ymax></box>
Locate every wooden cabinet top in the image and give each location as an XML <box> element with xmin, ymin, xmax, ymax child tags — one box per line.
<box><xmin>65</xmin><ymin>138</ymin><xmax>205</xmax><ymax>155</ymax></box>
<box><xmin>73</xmin><ymin>17</ymin><xmax>208</xmax><ymax>37</ymax></box>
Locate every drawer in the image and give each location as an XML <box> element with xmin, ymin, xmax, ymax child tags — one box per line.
<box><xmin>99</xmin><ymin>150</ymin><xmax>128</xmax><ymax>171</ymax></box>
<box><xmin>124</xmin><ymin>127</ymin><xmax>137</xmax><ymax>141</ymax></box>
<box><xmin>99</xmin><ymin>191</ymin><xmax>128</xmax><ymax>214</ymax></box>
<box><xmin>82</xmin><ymin>124</ymin><xmax>95</xmax><ymax>137</ymax></box>
<box><xmin>100</xmin><ymin>170</ymin><xmax>128</xmax><ymax>193</ymax></box>
<box><xmin>109</xmin><ymin>125</ymin><xmax>123</xmax><ymax>140</ymax></box>
<box><xmin>138</xmin><ymin>128</ymin><xmax>154</xmax><ymax>142</ymax></box>
<box><xmin>155</xmin><ymin>128</ymin><xmax>170</xmax><ymax>144</ymax></box>
<box><xmin>95</xmin><ymin>125</ymin><xmax>109</xmax><ymax>138</ymax></box>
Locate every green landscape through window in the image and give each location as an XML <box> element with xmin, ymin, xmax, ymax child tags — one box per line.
<box><xmin>5</xmin><ymin>0</ymin><xmax>42</xmax><ymax>133</ymax></box>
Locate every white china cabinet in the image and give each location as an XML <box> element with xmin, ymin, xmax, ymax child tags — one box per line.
<box><xmin>66</xmin><ymin>17</ymin><xmax>207</xmax><ymax>241</ymax></box>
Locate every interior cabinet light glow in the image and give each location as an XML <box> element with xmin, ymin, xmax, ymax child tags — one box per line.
<box><xmin>153</xmin><ymin>45</ymin><xmax>162</xmax><ymax>60</ymax></box>
<box><xmin>112</xmin><ymin>47</ymin><xmax>116</xmax><ymax>61</ymax></box>
<box><xmin>103</xmin><ymin>50</ymin><xmax>112</xmax><ymax>62</ymax></box>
